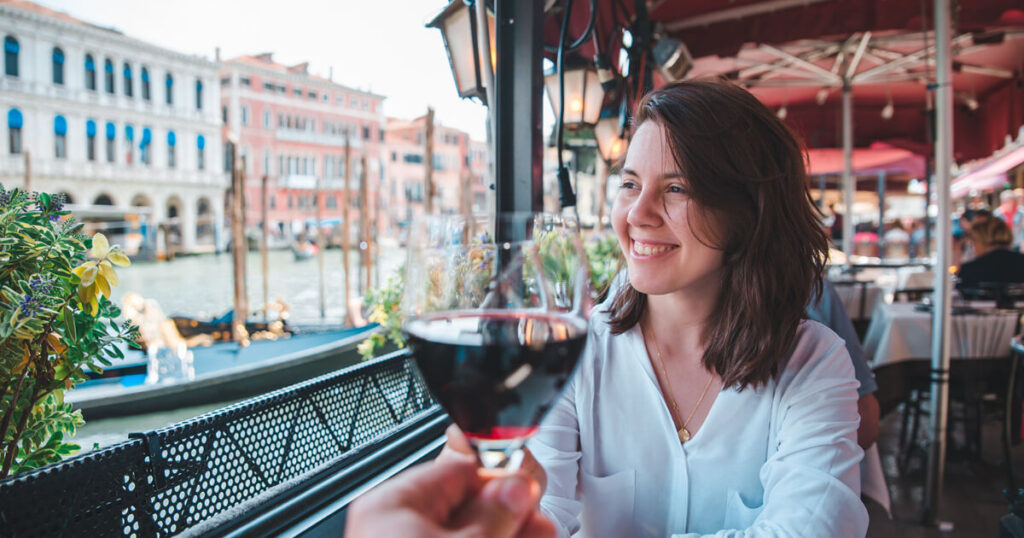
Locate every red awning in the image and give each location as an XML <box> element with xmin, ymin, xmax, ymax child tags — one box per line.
<box><xmin>806</xmin><ymin>143</ymin><xmax>926</xmax><ymax>177</ymax></box>
<box><xmin>951</xmin><ymin>139</ymin><xmax>1024</xmax><ymax>198</ymax></box>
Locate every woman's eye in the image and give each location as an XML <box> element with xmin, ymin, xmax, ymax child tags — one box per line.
<box><xmin>668</xmin><ymin>184</ymin><xmax>687</xmax><ymax>194</ymax></box>
<box><xmin>619</xmin><ymin>181</ymin><xmax>638</xmax><ymax>190</ymax></box>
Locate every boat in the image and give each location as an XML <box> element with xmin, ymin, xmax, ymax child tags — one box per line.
<box><xmin>68</xmin><ymin>324</ymin><xmax>381</xmax><ymax>420</ymax></box>
<box><xmin>292</xmin><ymin>240</ymin><xmax>319</xmax><ymax>261</ymax></box>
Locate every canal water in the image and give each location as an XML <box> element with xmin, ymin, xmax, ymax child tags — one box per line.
<box><xmin>110</xmin><ymin>241</ymin><xmax>406</xmax><ymax>325</ymax></box>
<box><xmin>76</xmin><ymin>242</ymin><xmax>406</xmax><ymax>451</ymax></box>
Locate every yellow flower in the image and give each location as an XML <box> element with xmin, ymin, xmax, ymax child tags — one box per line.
<box><xmin>73</xmin><ymin>233</ymin><xmax>131</xmax><ymax>314</ymax></box>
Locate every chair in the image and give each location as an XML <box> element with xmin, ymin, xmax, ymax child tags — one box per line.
<box><xmin>831</xmin><ymin>279</ymin><xmax>872</xmax><ymax>341</ymax></box>
<box><xmin>879</xmin><ymin>309</ymin><xmax>1021</xmax><ymax>472</ymax></box>
<box><xmin>893</xmin><ymin>287</ymin><xmax>933</xmax><ymax>303</ymax></box>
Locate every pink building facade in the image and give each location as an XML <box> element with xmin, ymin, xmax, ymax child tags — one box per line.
<box><xmin>383</xmin><ymin>115</ymin><xmax>488</xmax><ymax>235</ymax></box>
<box><xmin>219</xmin><ymin>53</ymin><xmax>385</xmax><ymax>247</ymax></box>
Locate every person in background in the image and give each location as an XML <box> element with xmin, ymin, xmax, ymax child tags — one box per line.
<box><xmin>954</xmin><ymin>208</ymin><xmax>991</xmax><ymax>266</ymax></box>
<box><xmin>956</xmin><ymin>217</ymin><xmax>1024</xmax><ymax>296</ymax></box>
<box><xmin>345</xmin><ymin>453</ymin><xmax>555</xmax><ymax>538</ymax></box>
<box><xmin>829</xmin><ymin>202</ymin><xmax>844</xmax><ymax>246</ymax></box>
<box><xmin>807</xmin><ymin>279</ymin><xmax>880</xmax><ymax>449</ymax></box>
<box><xmin>996</xmin><ymin>189</ymin><xmax>1024</xmax><ymax>251</ymax></box>
<box><xmin>909</xmin><ymin>218</ymin><xmax>928</xmax><ymax>258</ymax></box>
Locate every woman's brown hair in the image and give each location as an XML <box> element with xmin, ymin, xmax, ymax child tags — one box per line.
<box><xmin>970</xmin><ymin>217</ymin><xmax>1013</xmax><ymax>248</ymax></box>
<box><xmin>607</xmin><ymin>79</ymin><xmax>828</xmax><ymax>391</ymax></box>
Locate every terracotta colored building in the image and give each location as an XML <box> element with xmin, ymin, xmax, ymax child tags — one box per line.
<box><xmin>382</xmin><ymin>114</ymin><xmax>488</xmax><ymax>236</ymax></box>
<box><xmin>219</xmin><ymin>53</ymin><xmax>385</xmax><ymax>247</ymax></box>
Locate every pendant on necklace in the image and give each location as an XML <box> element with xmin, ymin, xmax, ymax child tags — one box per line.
<box><xmin>678</xmin><ymin>427</ymin><xmax>691</xmax><ymax>444</ymax></box>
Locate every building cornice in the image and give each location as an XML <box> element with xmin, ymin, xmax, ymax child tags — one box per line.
<box><xmin>222</xmin><ymin>60</ymin><xmax>386</xmax><ymax>101</ymax></box>
<box><xmin>0</xmin><ymin>4</ymin><xmax>218</xmax><ymax>70</ymax></box>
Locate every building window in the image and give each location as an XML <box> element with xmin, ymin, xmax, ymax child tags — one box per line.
<box><xmin>221</xmin><ymin>105</ymin><xmax>228</xmax><ymax>123</ymax></box>
<box><xmin>167</xmin><ymin>130</ymin><xmax>176</xmax><ymax>168</ymax></box>
<box><xmin>269</xmin><ymin>195</ymin><xmax>276</xmax><ymax>209</ymax></box>
<box><xmin>105</xmin><ymin>122</ymin><xmax>115</xmax><ymax>162</ymax></box>
<box><xmin>241</xmin><ymin>105</ymin><xmax>249</xmax><ymax>126</ymax></box>
<box><xmin>141</xmin><ymin>67</ymin><xmax>150</xmax><ymax>100</ymax></box>
<box><xmin>240</xmin><ymin>77</ymin><xmax>251</xmax><ymax>86</ymax></box>
<box><xmin>101</xmin><ymin>58</ymin><xmax>116</xmax><ymax>93</ymax></box>
<box><xmin>263</xmin><ymin>110</ymin><xmax>271</xmax><ymax>128</ymax></box>
<box><xmin>140</xmin><ymin>127</ymin><xmax>152</xmax><ymax>165</ymax></box>
<box><xmin>308</xmin><ymin>90</ymin><xmax>316</xmax><ymax>99</ymax></box>
<box><xmin>288</xmin><ymin>195</ymin><xmax>293</xmax><ymax>208</ymax></box>
<box><xmin>8</xmin><ymin>108</ymin><xmax>22</xmax><ymax>154</ymax></box>
<box><xmin>86</xmin><ymin>119</ymin><xmax>96</xmax><ymax>161</ymax></box>
<box><xmin>54</xmin><ymin>115</ymin><xmax>67</xmax><ymax>159</ymax></box>
<box><xmin>4</xmin><ymin>36</ymin><xmax>18</xmax><ymax>77</ymax></box>
<box><xmin>84</xmin><ymin>54</ymin><xmax>96</xmax><ymax>90</ymax></box>
<box><xmin>263</xmin><ymin>82</ymin><xmax>274</xmax><ymax>91</ymax></box>
<box><xmin>293</xmin><ymin>87</ymin><xmax>301</xmax><ymax>97</ymax></box>
<box><xmin>197</xmin><ymin>135</ymin><xmax>206</xmax><ymax>170</ymax></box>
<box><xmin>263</xmin><ymin>150</ymin><xmax>270</xmax><ymax>175</ymax></box>
<box><xmin>165</xmin><ymin>73</ymin><xmax>174</xmax><ymax>105</ymax></box>
<box><xmin>124</xmin><ymin>125</ymin><xmax>134</xmax><ymax>163</ymax></box>
<box><xmin>278</xmin><ymin>155</ymin><xmax>284</xmax><ymax>175</ymax></box>
<box><xmin>326</xmin><ymin>196</ymin><xmax>337</xmax><ymax>209</ymax></box>
<box><xmin>195</xmin><ymin>79</ymin><xmax>203</xmax><ymax>110</ymax></box>
<box><xmin>122</xmin><ymin>62</ymin><xmax>133</xmax><ymax>97</ymax></box>
<box><xmin>52</xmin><ymin>47</ymin><xmax>65</xmax><ymax>85</ymax></box>
<box><xmin>363</xmin><ymin>126</ymin><xmax>370</xmax><ymax>140</ymax></box>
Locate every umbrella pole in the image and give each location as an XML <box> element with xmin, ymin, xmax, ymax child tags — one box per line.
<box><xmin>842</xmin><ymin>81</ymin><xmax>854</xmax><ymax>261</ymax></box>
<box><xmin>924</xmin><ymin>0</ymin><xmax>954</xmax><ymax>527</ymax></box>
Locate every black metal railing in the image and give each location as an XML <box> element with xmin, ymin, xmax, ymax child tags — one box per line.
<box><xmin>0</xmin><ymin>350</ymin><xmax>445</xmax><ymax>537</ymax></box>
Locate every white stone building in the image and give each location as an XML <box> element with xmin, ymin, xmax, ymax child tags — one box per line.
<box><xmin>0</xmin><ymin>0</ymin><xmax>225</xmax><ymax>256</ymax></box>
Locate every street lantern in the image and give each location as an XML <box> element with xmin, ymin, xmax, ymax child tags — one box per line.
<box><xmin>544</xmin><ymin>59</ymin><xmax>605</xmax><ymax>127</ymax></box>
<box><xmin>594</xmin><ymin>106</ymin><xmax>627</xmax><ymax>163</ymax></box>
<box><xmin>427</xmin><ymin>0</ymin><xmax>495</xmax><ymax>104</ymax></box>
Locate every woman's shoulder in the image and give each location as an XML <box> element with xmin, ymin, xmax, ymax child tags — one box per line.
<box><xmin>777</xmin><ymin>320</ymin><xmax>855</xmax><ymax>389</ymax></box>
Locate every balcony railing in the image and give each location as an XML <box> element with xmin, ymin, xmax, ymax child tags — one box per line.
<box><xmin>0</xmin><ymin>350</ymin><xmax>446</xmax><ymax>537</ymax></box>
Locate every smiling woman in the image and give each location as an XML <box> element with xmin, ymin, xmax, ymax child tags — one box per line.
<box><xmin>514</xmin><ymin>79</ymin><xmax>869</xmax><ymax>537</ymax></box>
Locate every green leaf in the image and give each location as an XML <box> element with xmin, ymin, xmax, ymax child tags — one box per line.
<box><xmin>63</xmin><ymin>305</ymin><xmax>76</xmax><ymax>343</ymax></box>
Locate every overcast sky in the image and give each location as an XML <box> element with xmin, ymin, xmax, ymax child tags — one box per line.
<box><xmin>37</xmin><ymin>0</ymin><xmax>491</xmax><ymax>139</ymax></box>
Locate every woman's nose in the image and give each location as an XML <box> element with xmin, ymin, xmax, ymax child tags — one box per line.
<box><xmin>627</xmin><ymin>188</ymin><xmax>662</xmax><ymax>227</ymax></box>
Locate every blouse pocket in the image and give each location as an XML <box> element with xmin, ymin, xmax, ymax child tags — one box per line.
<box><xmin>723</xmin><ymin>488</ymin><xmax>764</xmax><ymax>531</ymax></box>
<box><xmin>578</xmin><ymin>469</ymin><xmax>636</xmax><ymax>538</ymax></box>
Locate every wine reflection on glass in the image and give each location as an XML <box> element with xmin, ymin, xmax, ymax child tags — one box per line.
<box><xmin>401</xmin><ymin>212</ymin><xmax>591</xmax><ymax>471</ymax></box>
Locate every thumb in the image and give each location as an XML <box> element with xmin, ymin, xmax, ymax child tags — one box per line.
<box><xmin>452</xmin><ymin>474</ymin><xmax>538</xmax><ymax>538</ymax></box>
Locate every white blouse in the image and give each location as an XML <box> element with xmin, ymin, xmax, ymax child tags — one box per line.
<box><xmin>527</xmin><ymin>311</ymin><xmax>869</xmax><ymax>537</ymax></box>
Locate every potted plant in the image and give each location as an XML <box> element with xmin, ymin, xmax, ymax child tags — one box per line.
<box><xmin>0</xmin><ymin>187</ymin><xmax>136</xmax><ymax>479</ymax></box>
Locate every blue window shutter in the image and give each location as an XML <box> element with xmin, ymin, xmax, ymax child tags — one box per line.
<box><xmin>167</xmin><ymin>131</ymin><xmax>176</xmax><ymax>147</ymax></box>
<box><xmin>141</xmin><ymin>68</ymin><xmax>149</xmax><ymax>82</ymax></box>
<box><xmin>165</xmin><ymin>74</ymin><xmax>173</xmax><ymax>87</ymax></box>
<box><xmin>85</xmin><ymin>56</ymin><xmax>95</xmax><ymax>71</ymax></box>
<box><xmin>86</xmin><ymin>119</ymin><xmax>96</xmax><ymax>137</ymax></box>
<box><xmin>52</xmin><ymin>49</ymin><xmax>64</xmax><ymax>65</ymax></box>
<box><xmin>54</xmin><ymin>115</ymin><xmax>67</xmax><ymax>135</ymax></box>
<box><xmin>4</xmin><ymin>38</ymin><xmax>18</xmax><ymax>54</ymax></box>
<box><xmin>8</xmin><ymin>109</ymin><xmax>22</xmax><ymax>129</ymax></box>
<box><xmin>197</xmin><ymin>135</ymin><xmax>205</xmax><ymax>150</ymax></box>
<box><xmin>141</xmin><ymin>127</ymin><xmax>151</xmax><ymax>147</ymax></box>
<box><xmin>123</xmin><ymin>65</ymin><xmax>131</xmax><ymax>78</ymax></box>
<box><xmin>105</xmin><ymin>122</ymin><xmax>115</xmax><ymax>140</ymax></box>
<box><xmin>104</xmin><ymin>60</ymin><xmax>113</xmax><ymax>73</ymax></box>
<box><xmin>125</xmin><ymin>125</ymin><xmax>134</xmax><ymax>141</ymax></box>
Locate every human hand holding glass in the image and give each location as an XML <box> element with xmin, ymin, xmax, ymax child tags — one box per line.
<box><xmin>402</xmin><ymin>212</ymin><xmax>590</xmax><ymax>471</ymax></box>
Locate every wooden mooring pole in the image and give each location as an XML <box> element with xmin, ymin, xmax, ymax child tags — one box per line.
<box><xmin>230</xmin><ymin>144</ymin><xmax>249</xmax><ymax>345</ymax></box>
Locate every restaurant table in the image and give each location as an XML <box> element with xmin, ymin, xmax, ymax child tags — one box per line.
<box><xmin>863</xmin><ymin>302</ymin><xmax>1019</xmax><ymax>366</ymax></box>
<box><xmin>831</xmin><ymin>280</ymin><xmax>885</xmax><ymax>321</ymax></box>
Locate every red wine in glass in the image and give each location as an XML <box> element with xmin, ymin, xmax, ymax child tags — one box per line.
<box><xmin>405</xmin><ymin>311</ymin><xmax>587</xmax><ymax>468</ymax></box>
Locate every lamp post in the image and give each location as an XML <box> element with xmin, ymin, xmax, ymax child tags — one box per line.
<box><xmin>428</xmin><ymin>0</ymin><xmax>495</xmax><ymax>104</ymax></box>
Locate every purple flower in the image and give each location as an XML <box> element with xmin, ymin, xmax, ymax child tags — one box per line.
<box><xmin>18</xmin><ymin>295</ymin><xmax>42</xmax><ymax>318</ymax></box>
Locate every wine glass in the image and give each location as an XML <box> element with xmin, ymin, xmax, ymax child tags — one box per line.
<box><xmin>401</xmin><ymin>212</ymin><xmax>591</xmax><ymax>471</ymax></box>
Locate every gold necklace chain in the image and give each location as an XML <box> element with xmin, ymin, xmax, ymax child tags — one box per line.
<box><xmin>646</xmin><ymin>322</ymin><xmax>715</xmax><ymax>444</ymax></box>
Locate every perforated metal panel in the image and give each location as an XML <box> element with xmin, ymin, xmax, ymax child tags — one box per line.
<box><xmin>0</xmin><ymin>352</ymin><xmax>435</xmax><ymax>537</ymax></box>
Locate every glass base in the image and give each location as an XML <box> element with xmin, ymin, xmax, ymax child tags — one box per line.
<box><xmin>472</xmin><ymin>438</ymin><xmax>526</xmax><ymax>472</ymax></box>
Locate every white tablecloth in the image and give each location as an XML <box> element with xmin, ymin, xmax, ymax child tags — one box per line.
<box><xmin>863</xmin><ymin>302</ymin><xmax>1019</xmax><ymax>366</ymax></box>
<box><xmin>896</xmin><ymin>268</ymin><xmax>934</xmax><ymax>290</ymax></box>
<box><xmin>832</xmin><ymin>282</ymin><xmax>885</xmax><ymax>320</ymax></box>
